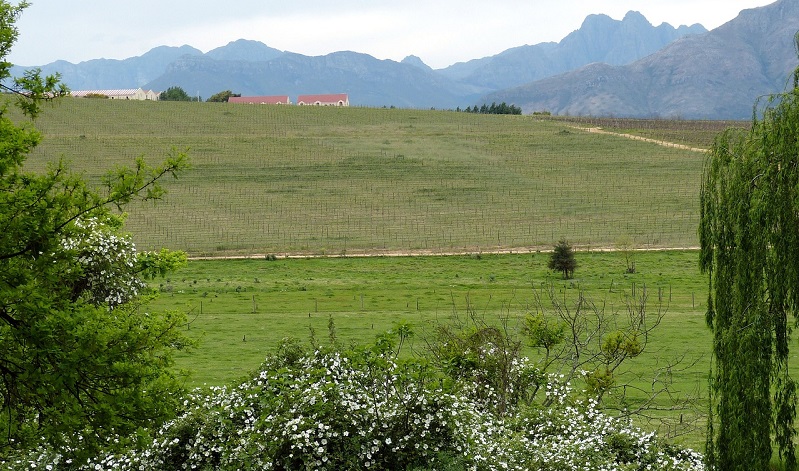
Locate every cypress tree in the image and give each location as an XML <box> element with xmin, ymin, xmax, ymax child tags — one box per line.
<box><xmin>700</xmin><ymin>32</ymin><xmax>799</xmax><ymax>471</ymax></box>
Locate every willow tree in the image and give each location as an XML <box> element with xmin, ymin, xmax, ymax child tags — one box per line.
<box><xmin>700</xmin><ymin>34</ymin><xmax>799</xmax><ymax>471</ymax></box>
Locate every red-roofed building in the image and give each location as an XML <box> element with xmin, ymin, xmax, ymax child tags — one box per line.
<box><xmin>229</xmin><ymin>95</ymin><xmax>291</xmax><ymax>105</ymax></box>
<box><xmin>296</xmin><ymin>93</ymin><xmax>349</xmax><ymax>107</ymax></box>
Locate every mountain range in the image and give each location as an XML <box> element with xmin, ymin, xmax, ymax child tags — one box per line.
<box><xmin>11</xmin><ymin>0</ymin><xmax>798</xmax><ymax>119</ymax></box>
<box><xmin>486</xmin><ymin>0</ymin><xmax>799</xmax><ymax>119</ymax></box>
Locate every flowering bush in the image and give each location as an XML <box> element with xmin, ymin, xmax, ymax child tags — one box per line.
<box><xmin>4</xmin><ymin>333</ymin><xmax>704</xmax><ymax>471</ymax></box>
<box><xmin>60</xmin><ymin>217</ymin><xmax>146</xmax><ymax>307</ymax></box>
<box><xmin>0</xmin><ymin>213</ymin><xmax>190</xmax><ymax>461</ymax></box>
<box><xmin>493</xmin><ymin>398</ymin><xmax>704</xmax><ymax>470</ymax></box>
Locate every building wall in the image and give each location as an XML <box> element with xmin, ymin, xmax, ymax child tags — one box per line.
<box><xmin>297</xmin><ymin>95</ymin><xmax>350</xmax><ymax>106</ymax></box>
<box><xmin>73</xmin><ymin>88</ymin><xmax>159</xmax><ymax>100</ymax></box>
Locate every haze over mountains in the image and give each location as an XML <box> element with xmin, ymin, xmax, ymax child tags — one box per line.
<box><xmin>11</xmin><ymin>0</ymin><xmax>798</xmax><ymax>119</ymax></box>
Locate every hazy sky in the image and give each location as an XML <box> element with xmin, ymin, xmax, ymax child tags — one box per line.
<box><xmin>9</xmin><ymin>0</ymin><xmax>777</xmax><ymax>69</ymax></box>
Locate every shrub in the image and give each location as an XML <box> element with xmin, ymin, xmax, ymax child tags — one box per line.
<box><xmin>5</xmin><ymin>328</ymin><xmax>705</xmax><ymax>470</ymax></box>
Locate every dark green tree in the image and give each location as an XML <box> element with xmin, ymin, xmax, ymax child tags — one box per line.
<box><xmin>159</xmin><ymin>85</ymin><xmax>193</xmax><ymax>101</ymax></box>
<box><xmin>699</xmin><ymin>32</ymin><xmax>799</xmax><ymax>471</ymax></box>
<box><xmin>206</xmin><ymin>90</ymin><xmax>239</xmax><ymax>102</ymax></box>
<box><xmin>0</xmin><ymin>1</ymin><xmax>190</xmax><ymax>460</ymax></box>
<box><xmin>465</xmin><ymin>102</ymin><xmax>522</xmax><ymax>115</ymax></box>
<box><xmin>548</xmin><ymin>240</ymin><xmax>577</xmax><ymax>279</ymax></box>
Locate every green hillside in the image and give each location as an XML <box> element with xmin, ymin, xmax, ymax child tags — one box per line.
<box><xmin>19</xmin><ymin>99</ymin><xmax>709</xmax><ymax>256</ymax></box>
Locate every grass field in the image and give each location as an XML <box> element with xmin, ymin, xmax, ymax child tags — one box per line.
<box><xmin>150</xmin><ymin>249</ymin><xmax>717</xmax><ymax>445</ymax></box>
<box><xmin>17</xmin><ymin>99</ymin><xmax>717</xmax><ymax>256</ymax></box>
<box><xmin>13</xmin><ymin>99</ymin><xmax>757</xmax><ymax>449</ymax></box>
<box><xmin>153</xmin><ymin>250</ymin><xmax>706</xmax><ymax>385</ymax></box>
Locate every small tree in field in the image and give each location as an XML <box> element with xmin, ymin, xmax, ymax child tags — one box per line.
<box><xmin>548</xmin><ymin>240</ymin><xmax>577</xmax><ymax>279</ymax></box>
<box><xmin>616</xmin><ymin>236</ymin><xmax>637</xmax><ymax>274</ymax></box>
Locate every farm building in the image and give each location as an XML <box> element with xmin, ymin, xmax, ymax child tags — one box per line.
<box><xmin>296</xmin><ymin>93</ymin><xmax>349</xmax><ymax>106</ymax></box>
<box><xmin>70</xmin><ymin>88</ymin><xmax>160</xmax><ymax>100</ymax></box>
<box><xmin>228</xmin><ymin>95</ymin><xmax>291</xmax><ymax>105</ymax></box>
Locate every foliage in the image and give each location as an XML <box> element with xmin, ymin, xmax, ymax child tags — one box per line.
<box><xmin>427</xmin><ymin>312</ymin><xmax>543</xmax><ymax>416</ymax></box>
<box><xmin>463</xmin><ymin>102</ymin><xmax>522</xmax><ymax>115</ymax></box>
<box><xmin>158</xmin><ymin>85</ymin><xmax>195</xmax><ymax>101</ymax></box>
<box><xmin>496</xmin><ymin>395</ymin><xmax>703</xmax><ymax>471</ymax></box>
<box><xmin>429</xmin><ymin>284</ymin><xmax>674</xmax><ymax>418</ymax></box>
<box><xmin>699</xmin><ymin>33</ymin><xmax>799</xmax><ymax>471</ymax></box>
<box><xmin>548</xmin><ymin>239</ymin><xmax>577</xmax><ymax>279</ymax></box>
<box><xmin>206</xmin><ymin>90</ymin><xmax>240</xmax><ymax>102</ymax></box>
<box><xmin>0</xmin><ymin>1</ymin><xmax>190</xmax><ymax>461</ymax></box>
<box><xmin>6</xmin><ymin>328</ymin><xmax>705</xmax><ymax>470</ymax></box>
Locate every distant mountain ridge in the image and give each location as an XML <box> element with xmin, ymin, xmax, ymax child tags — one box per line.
<box><xmin>483</xmin><ymin>0</ymin><xmax>799</xmax><ymax>119</ymax></box>
<box><xmin>9</xmin><ymin>10</ymin><xmax>706</xmax><ymax>110</ymax></box>
<box><xmin>10</xmin><ymin>3</ymin><xmax>797</xmax><ymax>119</ymax></box>
<box><xmin>204</xmin><ymin>39</ymin><xmax>283</xmax><ymax>62</ymax></box>
<box><xmin>11</xmin><ymin>45</ymin><xmax>203</xmax><ymax>90</ymax></box>
<box><xmin>146</xmin><ymin>51</ymin><xmax>484</xmax><ymax>108</ymax></box>
<box><xmin>437</xmin><ymin>11</ymin><xmax>705</xmax><ymax>90</ymax></box>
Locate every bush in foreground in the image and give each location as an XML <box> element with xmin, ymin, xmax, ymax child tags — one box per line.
<box><xmin>5</xmin><ymin>332</ymin><xmax>703</xmax><ymax>470</ymax></box>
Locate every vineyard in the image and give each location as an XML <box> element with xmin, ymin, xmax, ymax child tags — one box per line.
<box><xmin>545</xmin><ymin>115</ymin><xmax>749</xmax><ymax>150</ymax></box>
<box><xmin>17</xmin><ymin>99</ymin><xmax>732</xmax><ymax>256</ymax></box>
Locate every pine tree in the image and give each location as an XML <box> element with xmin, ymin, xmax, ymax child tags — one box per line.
<box><xmin>548</xmin><ymin>240</ymin><xmax>577</xmax><ymax>279</ymax></box>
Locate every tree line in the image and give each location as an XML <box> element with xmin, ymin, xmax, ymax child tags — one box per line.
<box><xmin>460</xmin><ymin>101</ymin><xmax>522</xmax><ymax>115</ymax></box>
<box><xmin>159</xmin><ymin>87</ymin><xmax>242</xmax><ymax>103</ymax></box>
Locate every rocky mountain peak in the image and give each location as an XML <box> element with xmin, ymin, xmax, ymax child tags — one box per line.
<box><xmin>401</xmin><ymin>55</ymin><xmax>432</xmax><ymax>71</ymax></box>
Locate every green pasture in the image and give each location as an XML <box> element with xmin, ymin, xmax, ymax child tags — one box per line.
<box><xmin>146</xmin><ymin>250</ymin><xmax>714</xmax><ymax>443</ymax></box>
<box><xmin>154</xmin><ymin>250</ymin><xmax>706</xmax><ymax>385</ymax></box>
<box><xmin>18</xmin><ymin>99</ymin><xmax>710</xmax><ymax>256</ymax></box>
